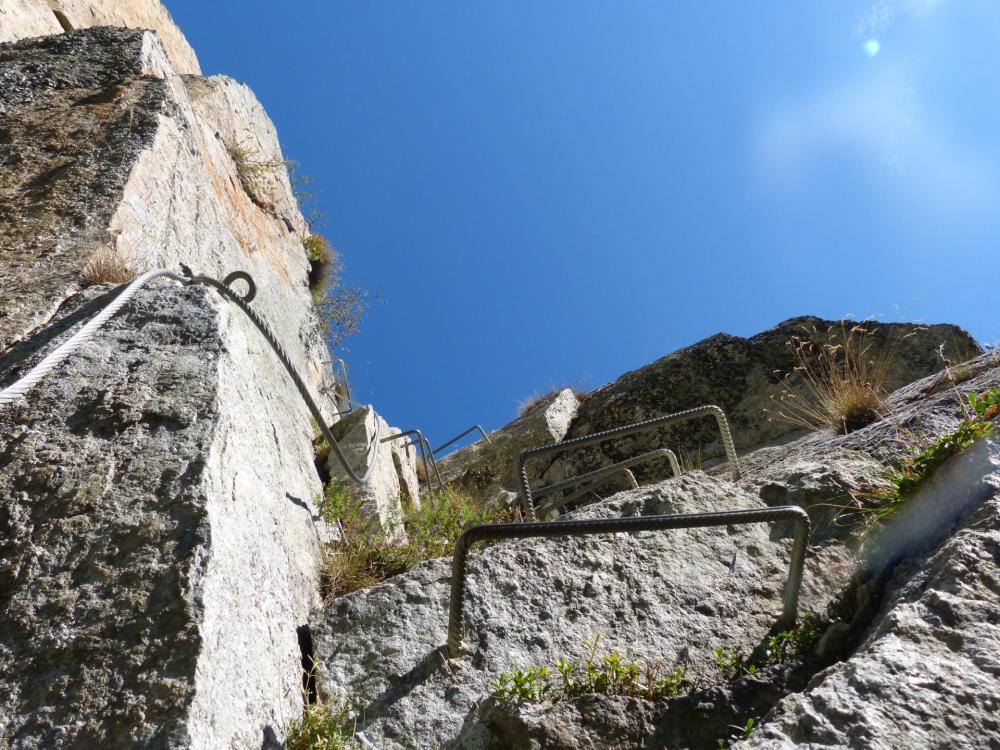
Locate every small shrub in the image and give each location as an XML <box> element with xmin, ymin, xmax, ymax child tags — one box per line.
<box><xmin>286</xmin><ymin>700</ymin><xmax>354</xmax><ymax>750</ymax></box>
<box><xmin>887</xmin><ymin>419</ymin><xmax>993</xmax><ymax>500</ymax></box>
<box><xmin>767</xmin><ymin>322</ymin><xmax>922</xmax><ymax>434</ymax></box>
<box><xmin>303</xmin><ymin>234</ymin><xmax>336</xmax><ymax>295</ymax></box>
<box><xmin>80</xmin><ymin>246</ymin><xmax>136</xmax><ymax>286</ymax></box>
<box><xmin>493</xmin><ymin>637</ymin><xmax>686</xmax><ymax>705</ymax></box>
<box><xmin>321</xmin><ymin>485</ymin><xmax>515</xmax><ymax>599</ymax></box>
<box><xmin>228</xmin><ymin>140</ymin><xmax>288</xmax><ymax>205</ymax></box>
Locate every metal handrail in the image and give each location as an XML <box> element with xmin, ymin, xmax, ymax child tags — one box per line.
<box><xmin>381</xmin><ymin>429</ymin><xmax>445</xmax><ymax>493</ymax></box>
<box><xmin>534</xmin><ymin>448</ymin><xmax>682</xmax><ymax>517</ymax></box>
<box><xmin>517</xmin><ymin>404</ymin><xmax>740</xmax><ymax>521</ymax></box>
<box><xmin>331</xmin><ymin>358</ymin><xmax>352</xmax><ymax>412</ymax></box>
<box><xmin>433</xmin><ymin>424</ymin><xmax>493</xmax><ymax>455</ymax></box>
<box><xmin>445</xmin><ymin>505</ymin><xmax>810</xmax><ymax>657</ymax></box>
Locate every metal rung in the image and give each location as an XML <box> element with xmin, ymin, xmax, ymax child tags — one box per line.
<box><xmin>433</xmin><ymin>424</ymin><xmax>493</xmax><ymax>456</ymax></box>
<box><xmin>381</xmin><ymin>429</ymin><xmax>445</xmax><ymax>494</ymax></box>
<box><xmin>445</xmin><ymin>505</ymin><xmax>810</xmax><ymax>657</ymax></box>
<box><xmin>534</xmin><ymin>448</ymin><xmax>682</xmax><ymax>517</ymax></box>
<box><xmin>517</xmin><ymin>404</ymin><xmax>740</xmax><ymax>521</ymax></box>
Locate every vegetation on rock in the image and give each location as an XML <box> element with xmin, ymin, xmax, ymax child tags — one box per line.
<box><xmin>767</xmin><ymin>322</ymin><xmax>921</xmax><ymax>434</ymax></box>
<box><xmin>493</xmin><ymin>637</ymin><xmax>686</xmax><ymax>704</ymax></box>
<box><xmin>320</xmin><ymin>483</ymin><xmax>515</xmax><ymax>599</ymax></box>
<box><xmin>80</xmin><ymin>246</ymin><xmax>136</xmax><ymax>286</ymax></box>
<box><xmin>286</xmin><ymin>700</ymin><xmax>355</xmax><ymax>750</ymax></box>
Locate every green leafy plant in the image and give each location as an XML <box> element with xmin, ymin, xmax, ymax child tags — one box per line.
<box><xmin>285</xmin><ymin>700</ymin><xmax>355</xmax><ymax>750</ymax></box>
<box><xmin>303</xmin><ymin>234</ymin><xmax>336</xmax><ymax>295</ymax></box>
<box><xmin>227</xmin><ymin>140</ymin><xmax>290</xmax><ymax>206</ymax></box>
<box><xmin>712</xmin><ymin>646</ymin><xmax>745</xmax><ymax>680</ymax></box>
<box><xmin>968</xmin><ymin>387</ymin><xmax>1000</xmax><ymax>421</ymax></box>
<box><xmin>887</xmin><ymin>419</ymin><xmax>993</xmax><ymax>500</ymax></box>
<box><xmin>493</xmin><ymin>637</ymin><xmax>686</xmax><ymax>705</ymax></box>
<box><xmin>717</xmin><ymin>717</ymin><xmax>757</xmax><ymax>748</ymax></box>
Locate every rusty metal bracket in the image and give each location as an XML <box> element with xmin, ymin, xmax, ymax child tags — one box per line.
<box><xmin>433</xmin><ymin>424</ymin><xmax>493</xmax><ymax>456</ymax></box>
<box><xmin>445</xmin><ymin>505</ymin><xmax>810</xmax><ymax>657</ymax></box>
<box><xmin>534</xmin><ymin>448</ymin><xmax>682</xmax><ymax>517</ymax></box>
<box><xmin>517</xmin><ymin>404</ymin><xmax>740</xmax><ymax>521</ymax></box>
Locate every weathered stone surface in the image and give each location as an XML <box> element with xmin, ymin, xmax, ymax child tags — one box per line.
<box><xmin>0</xmin><ymin>26</ymin><xmax>341</xmax><ymax>749</ymax></box>
<box><xmin>327</xmin><ymin>406</ymin><xmax>417</xmax><ymax>540</ymax></box>
<box><xmin>310</xmin><ymin>473</ymin><xmax>846</xmax><ymax>749</ymax></box>
<box><xmin>435</xmin><ymin>387</ymin><xmax>581</xmax><ymax>500</ymax></box>
<box><xmin>0</xmin><ymin>29</ymin><xmax>336</xmax><ymax>420</ymax></box>
<box><xmin>741</xmin><ymin>435</ymin><xmax>1000</xmax><ymax>750</ymax></box>
<box><xmin>0</xmin><ymin>284</ymin><xmax>323</xmax><ymax>748</ymax></box>
<box><xmin>0</xmin><ymin>0</ymin><xmax>200</xmax><ymax>74</ymax></box>
<box><xmin>541</xmin><ymin>317</ymin><xmax>981</xmax><ymax>496</ymax></box>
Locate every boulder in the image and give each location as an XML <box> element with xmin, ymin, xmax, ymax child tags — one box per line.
<box><xmin>326</xmin><ymin>407</ymin><xmax>419</xmax><ymax>540</ymax></box>
<box><xmin>310</xmin><ymin>473</ymin><xmax>847</xmax><ymax>749</ymax></box>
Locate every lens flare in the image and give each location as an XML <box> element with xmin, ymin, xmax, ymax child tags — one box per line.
<box><xmin>864</xmin><ymin>39</ymin><xmax>880</xmax><ymax>57</ymax></box>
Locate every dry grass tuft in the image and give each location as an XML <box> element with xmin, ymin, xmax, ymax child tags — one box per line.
<box><xmin>80</xmin><ymin>247</ymin><xmax>136</xmax><ymax>287</ymax></box>
<box><xmin>767</xmin><ymin>321</ymin><xmax>922</xmax><ymax>434</ymax></box>
<box><xmin>227</xmin><ymin>140</ymin><xmax>287</xmax><ymax>206</ymax></box>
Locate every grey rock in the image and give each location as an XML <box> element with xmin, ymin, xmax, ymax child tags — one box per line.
<box><xmin>310</xmin><ymin>473</ymin><xmax>846</xmax><ymax>749</ymax></box>
<box><xmin>0</xmin><ymin>0</ymin><xmax>200</xmax><ymax>74</ymax></box>
<box><xmin>326</xmin><ymin>406</ymin><xmax>417</xmax><ymax>540</ymax></box>
<box><xmin>542</xmin><ymin>317</ymin><xmax>981</xmax><ymax>496</ymax></box>
<box><xmin>0</xmin><ymin>285</ymin><xmax>323</xmax><ymax>748</ymax></box>
<box><xmin>435</xmin><ymin>387</ymin><xmax>581</xmax><ymax>500</ymax></box>
<box><xmin>741</xmin><ymin>434</ymin><xmax>1000</xmax><ymax>750</ymax></box>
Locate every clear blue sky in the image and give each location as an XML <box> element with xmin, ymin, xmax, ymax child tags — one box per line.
<box><xmin>167</xmin><ymin>0</ymin><xmax>1000</xmax><ymax>449</ymax></box>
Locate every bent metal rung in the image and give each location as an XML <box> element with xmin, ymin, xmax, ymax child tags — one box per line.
<box><xmin>433</xmin><ymin>424</ymin><xmax>492</xmax><ymax>456</ymax></box>
<box><xmin>445</xmin><ymin>505</ymin><xmax>810</xmax><ymax>657</ymax></box>
<box><xmin>517</xmin><ymin>404</ymin><xmax>740</xmax><ymax>521</ymax></box>
<box><xmin>534</xmin><ymin>448</ymin><xmax>682</xmax><ymax>517</ymax></box>
<box><xmin>381</xmin><ymin>428</ymin><xmax>445</xmax><ymax>493</ymax></box>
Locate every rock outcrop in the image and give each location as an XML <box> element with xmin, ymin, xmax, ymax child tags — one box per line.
<box><xmin>538</xmin><ymin>317</ymin><xmax>980</xmax><ymax>493</ymax></box>
<box><xmin>0</xmin><ymin>25</ymin><xmax>359</xmax><ymax>748</ymax></box>
<box><xmin>0</xmin><ymin>0</ymin><xmax>199</xmax><ymax>73</ymax></box>
<box><xmin>435</xmin><ymin>387</ymin><xmax>581</xmax><ymax>503</ymax></box>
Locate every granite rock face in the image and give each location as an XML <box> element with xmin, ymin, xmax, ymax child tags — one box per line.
<box><xmin>0</xmin><ymin>25</ymin><xmax>342</xmax><ymax>749</ymax></box>
<box><xmin>539</xmin><ymin>317</ymin><xmax>980</xmax><ymax>497</ymax></box>
<box><xmin>310</xmin><ymin>472</ymin><xmax>848</xmax><ymax>749</ymax></box>
<box><xmin>0</xmin><ymin>0</ymin><xmax>200</xmax><ymax>73</ymax></box>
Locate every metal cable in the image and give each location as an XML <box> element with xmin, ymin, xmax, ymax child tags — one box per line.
<box><xmin>446</xmin><ymin>505</ymin><xmax>810</xmax><ymax>656</ymax></box>
<box><xmin>517</xmin><ymin>404</ymin><xmax>741</xmax><ymax>521</ymax></box>
<box><xmin>0</xmin><ymin>267</ymin><xmax>380</xmax><ymax>485</ymax></box>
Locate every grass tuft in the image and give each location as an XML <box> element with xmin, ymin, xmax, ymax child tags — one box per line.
<box><xmin>80</xmin><ymin>246</ymin><xmax>136</xmax><ymax>287</ymax></box>
<box><xmin>767</xmin><ymin>321</ymin><xmax>922</xmax><ymax>434</ymax></box>
<box><xmin>286</xmin><ymin>700</ymin><xmax>354</xmax><ymax>750</ymax></box>
<box><xmin>517</xmin><ymin>386</ymin><xmax>588</xmax><ymax>417</ymax></box>
<box><xmin>493</xmin><ymin>637</ymin><xmax>686</xmax><ymax>704</ymax></box>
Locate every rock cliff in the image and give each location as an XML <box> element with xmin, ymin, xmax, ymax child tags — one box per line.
<box><xmin>2</xmin><ymin>8</ymin><xmax>998</xmax><ymax>750</ymax></box>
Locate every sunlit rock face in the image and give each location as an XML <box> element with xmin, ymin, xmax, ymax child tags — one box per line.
<box><xmin>0</xmin><ymin>25</ymin><xmax>336</xmax><ymax>748</ymax></box>
<box><xmin>0</xmin><ymin>0</ymin><xmax>200</xmax><ymax>74</ymax></box>
<box><xmin>538</xmin><ymin>316</ymin><xmax>981</xmax><ymax>494</ymax></box>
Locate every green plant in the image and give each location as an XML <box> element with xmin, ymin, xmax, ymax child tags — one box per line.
<box><xmin>285</xmin><ymin>700</ymin><xmax>354</xmax><ymax>750</ymax></box>
<box><xmin>767</xmin><ymin>322</ymin><xmax>921</xmax><ymax>434</ymax></box>
<box><xmin>887</xmin><ymin>419</ymin><xmax>993</xmax><ymax>500</ymax></box>
<box><xmin>968</xmin><ymin>387</ymin><xmax>1000</xmax><ymax>421</ymax></box>
<box><xmin>712</xmin><ymin>646</ymin><xmax>745</xmax><ymax>680</ymax></box>
<box><xmin>228</xmin><ymin>140</ymin><xmax>289</xmax><ymax>205</ymax></box>
<box><xmin>717</xmin><ymin>717</ymin><xmax>757</xmax><ymax>748</ymax></box>
<box><xmin>303</xmin><ymin>234</ymin><xmax>337</xmax><ymax>295</ymax></box>
<box><xmin>321</xmin><ymin>485</ymin><xmax>515</xmax><ymax>599</ymax></box>
<box><xmin>762</xmin><ymin>614</ymin><xmax>829</xmax><ymax>666</ymax></box>
<box><xmin>493</xmin><ymin>638</ymin><xmax>686</xmax><ymax>705</ymax></box>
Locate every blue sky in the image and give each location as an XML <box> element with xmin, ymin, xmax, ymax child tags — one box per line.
<box><xmin>168</xmin><ymin>0</ymin><xmax>1000</xmax><ymax>450</ymax></box>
